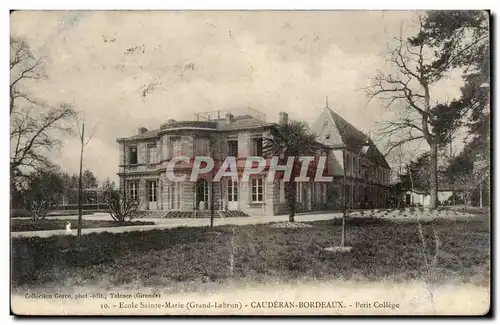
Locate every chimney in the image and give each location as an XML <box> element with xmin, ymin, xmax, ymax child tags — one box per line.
<box><xmin>225</xmin><ymin>113</ymin><xmax>235</xmax><ymax>123</ymax></box>
<box><xmin>278</xmin><ymin>112</ymin><xmax>289</xmax><ymax>125</ymax></box>
<box><xmin>138</xmin><ymin>127</ymin><xmax>148</xmax><ymax>134</ymax></box>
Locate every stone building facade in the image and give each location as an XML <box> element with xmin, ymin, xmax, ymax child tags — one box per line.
<box><xmin>311</xmin><ymin>107</ymin><xmax>392</xmax><ymax>209</ymax></box>
<box><xmin>116</xmin><ymin>107</ymin><xmax>391</xmax><ymax>217</ymax></box>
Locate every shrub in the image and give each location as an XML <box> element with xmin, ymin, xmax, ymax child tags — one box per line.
<box><xmin>104</xmin><ymin>190</ymin><xmax>138</xmax><ymax>222</ymax></box>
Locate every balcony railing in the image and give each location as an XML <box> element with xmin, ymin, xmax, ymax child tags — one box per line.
<box><xmin>193</xmin><ymin>107</ymin><xmax>267</xmax><ymax>122</ymax></box>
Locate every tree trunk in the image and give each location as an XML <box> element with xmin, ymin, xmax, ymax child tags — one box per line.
<box><xmin>464</xmin><ymin>177</ymin><xmax>468</xmax><ymax>211</ymax></box>
<box><xmin>429</xmin><ymin>141</ymin><xmax>438</xmax><ymax>210</ymax></box>
<box><xmin>10</xmin><ymin>91</ymin><xmax>14</xmax><ymax>115</ymax></box>
<box><xmin>450</xmin><ymin>140</ymin><xmax>455</xmax><ymax>207</ymax></box>
<box><xmin>77</xmin><ymin>154</ymin><xmax>83</xmax><ymax>236</ymax></box>
<box><xmin>285</xmin><ymin>180</ymin><xmax>296</xmax><ymax>222</ymax></box>
<box><xmin>77</xmin><ymin>123</ymin><xmax>84</xmax><ymax>238</ymax></box>
<box><xmin>479</xmin><ymin>180</ymin><xmax>483</xmax><ymax>208</ymax></box>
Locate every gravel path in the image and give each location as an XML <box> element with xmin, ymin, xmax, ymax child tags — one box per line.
<box><xmin>11</xmin><ymin>208</ymin><xmax>484</xmax><ymax>238</ymax></box>
<box><xmin>10</xmin><ymin>212</ymin><xmax>341</xmax><ymax>238</ymax></box>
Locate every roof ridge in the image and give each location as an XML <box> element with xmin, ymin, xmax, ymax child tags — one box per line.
<box><xmin>327</xmin><ymin>108</ymin><xmax>368</xmax><ymax>142</ymax></box>
<box><xmin>326</xmin><ymin>107</ymin><xmax>390</xmax><ymax>169</ymax></box>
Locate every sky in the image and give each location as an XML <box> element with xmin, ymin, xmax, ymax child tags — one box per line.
<box><xmin>10</xmin><ymin>10</ymin><xmax>468</xmax><ymax>183</ymax></box>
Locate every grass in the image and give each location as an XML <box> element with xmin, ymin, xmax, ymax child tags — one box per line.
<box><xmin>11</xmin><ymin>219</ymin><xmax>155</xmax><ymax>232</ymax></box>
<box><xmin>11</xmin><ymin>216</ymin><xmax>490</xmax><ymax>291</ymax></box>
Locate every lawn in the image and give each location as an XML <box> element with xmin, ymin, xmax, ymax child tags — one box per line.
<box><xmin>10</xmin><ymin>218</ymin><xmax>155</xmax><ymax>232</ymax></box>
<box><xmin>11</xmin><ymin>216</ymin><xmax>490</xmax><ymax>291</ymax></box>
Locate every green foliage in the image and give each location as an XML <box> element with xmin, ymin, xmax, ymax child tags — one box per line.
<box><xmin>445</xmin><ymin>153</ymin><xmax>474</xmax><ymax>180</ymax></box>
<box><xmin>410</xmin><ymin>11</ymin><xmax>489</xmax><ymax>76</ymax></box>
<box><xmin>430</xmin><ymin>100</ymin><xmax>469</xmax><ymax>145</ymax></box>
<box><xmin>399</xmin><ymin>153</ymin><xmax>432</xmax><ymax>193</ymax></box>
<box><xmin>263</xmin><ymin>120</ymin><xmax>320</xmax><ymax>221</ymax></box>
<box><xmin>22</xmin><ymin>168</ymin><xmax>65</xmax><ymax>219</ymax></box>
<box><xmin>413</xmin><ymin>10</ymin><xmax>490</xmax><ymax>147</ymax></box>
<box><xmin>263</xmin><ymin>120</ymin><xmax>319</xmax><ymax>157</ymax></box>
<box><xmin>82</xmin><ymin>170</ymin><xmax>98</xmax><ymax>188</ymax></box>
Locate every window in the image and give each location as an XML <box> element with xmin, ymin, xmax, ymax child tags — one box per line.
<box><xmin>315</xmin><ymin>182</ymin><xmax>327</xmax><ymax>204</ymax></box>
<box><xmin>228</xmin><ymin>140</ymin><xmax>238</xmax><ymax>157</ymax></box>
<box><xmin>323</xmin><ymin>119</ymin><xmax>328</xmax><ymax>127</ymax></box>
<box><xmin>129</xmin><ymin>146</ymin><xmax>138</xmax><ymax>165</ymax></box>
<box><xmin>172</xmin><ymin>139</ymin><xmax>183</xmax><ymax>157</ymax></box>
<box><xmin>251</xmin><ymin>178</ymin><xmax>264</xmax><ymax>202</ymax></box>
<box><xmin>128</xmin><ymin>181</ymin><xmax>138</xmax><ymax>201</ymax></box>
<box><xmin>251</xmin><ymin>137</ymin><xmax>263</xmax><ymax>156</ymax></box>
<box><xmin>296</xmin><ymin>182</ymin><xmax>307</xmax><ymax>203</ymax></box>
<box><xmin>195</xmin><ymin>138</ymin><xmax>210</xmax><ymax>156</ymax></box>
<box><xmin>197</xmin><ymin>179</ymin><xmax>209</xmax><ymax>203</ymax></box>
<box><xmin>148</xmin><ymin>180</ymin><xmax>157</xmax><ymax>202</ymax></box>
<box><xmin>345</xmin><ymin>153</ymin><xmax>351</xmax><ymax>171</ymax></box>
<box><xmin>228</xmin><ymin>179</ymin><xmax>238</xmax><ymax>202</ymax></box>
<box><xmin>147</xmin><ymin>144</ymin><xmax>157</xmax><ymax>165</ymax></box>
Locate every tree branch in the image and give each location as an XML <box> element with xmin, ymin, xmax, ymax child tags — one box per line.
<box><xmin>385</xmin><ymin>135</ymin><xmax>426</xmax><ymax>156</ymax></box>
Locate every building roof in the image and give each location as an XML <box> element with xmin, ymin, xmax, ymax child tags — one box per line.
<box><xmin>407</xmin><ymin>189</ymin><xmax>428</xmax><ymax>195</ymax></box>
<box><xmin>327</xmin><ymin>109</ymin><xmax>370</xmax><ymax>147</ymax></box>
<box><xmin>217</xmin><ymin>115</ymin><xmax>273</xmax><ymax>130</ymax></box>
<box><xmin>121</xmin><ymin>128</ymin><xmax>161</xmax><ymax>141</ymax></box>
<box><xmin>118</xmin><ymin>114</ymin><xmax>273</xmax><ymax>142</ymax></box>
<box><xmin>326</xmin><ymin>108</ymin><xmax>390</xmax><ymax>169</ymax></box>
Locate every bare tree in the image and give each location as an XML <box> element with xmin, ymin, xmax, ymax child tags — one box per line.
<box><xmin>366</xmin><ymin>21</ymin><xmax>468</xmax><ymax>210</ymax></box>
<box><xmin>10</xmin><ymin>37</ymin><xmax>75</xmax><ymax>188</ymax></box>
<box><xmin>75</xmin><ymin>114</ymin><xmax>100</xmax><ymax>238</ymax></box>
<box><xmin>10</xmin><ymin>37</ymin><xmax>45</xmax><ymax>115</ymax></box>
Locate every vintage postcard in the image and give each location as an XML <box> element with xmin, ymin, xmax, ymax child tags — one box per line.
<box><xmin>10</xmin><ymin>10</ymin><xmax>491</xmax><ymax>316</ymax></box>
